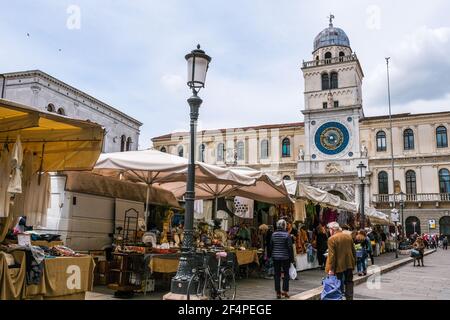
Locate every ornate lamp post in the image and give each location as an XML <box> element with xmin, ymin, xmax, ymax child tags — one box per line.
<box><xmin>357</xmin><ymin>161</ymin><xmax>367</xmax><ymax>229</ymax></box>
<box><xmin>165</xmin><ymin>45</ymin><xmax>211</xmax><ymax>299</ymax></box>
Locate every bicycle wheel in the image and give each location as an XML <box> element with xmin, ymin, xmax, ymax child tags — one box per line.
<box><xmin>218</xmin><ymin>268</ymin><xmax>236</xmax><ymax>300</ymax></box>
<box><xmin>187</xmin><ymin>271</ymin><xmax>213</xmax><ymax>300</ymax></box>
<box><xmin>187</xmin><ymin>272</ymin><xmax>204</xmax><ymax>300</ymax></box>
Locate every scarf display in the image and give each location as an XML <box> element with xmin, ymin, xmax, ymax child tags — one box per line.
<box><xmin>233</xmin><ymin>197</ymin><xmax>254</xmax><ymax>219</ymax></box>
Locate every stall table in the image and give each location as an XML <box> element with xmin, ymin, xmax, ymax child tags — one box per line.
<box><xmin>234</xmin><ymin>250</ymin><xmax>259</xmax><ymax>266</ymax></box>
<box><xmin>1</xmin><ymin>250</ymin><xmax>95</xmax><ymax>300</ymax></box>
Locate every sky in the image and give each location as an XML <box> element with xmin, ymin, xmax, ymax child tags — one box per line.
<box><xmin>1</xmin><ymin>0</ymin><xmax>450</xmax><ymax>149</ymax></box>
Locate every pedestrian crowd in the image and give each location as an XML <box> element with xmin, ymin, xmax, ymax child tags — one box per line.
<box><xmin>263</xmin><ymin>217</ymin><xmax>448</xmax><ymax>300</ymax></box>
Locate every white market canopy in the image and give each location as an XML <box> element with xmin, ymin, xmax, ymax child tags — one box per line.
<box><xmin>364</xmin><ymin>206</ymin><xmax>392</xmax><ymax>225</ymax></box>
<box><xmin>296</xmin><ymin>182</ymin><xmax>358</xmax><ymax>212</ymax></box>
<box><xmin>292</xmin><ymin>181</ymin><xmax>391</xmax><ymax>225</ymax></box>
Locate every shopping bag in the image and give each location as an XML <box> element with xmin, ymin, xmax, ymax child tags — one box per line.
<box><xmin>289</xmin><ymin>263</ymin><xmax>297</xmax><ymax>280</ymax></box>
<box><xmin>356</xmin><ymin>250</ymin><xmax>364</xmax><ymax>258</ymax></box>
<box><xmin>321</xmin><ymin>275</ymin><xmax>343</xmax><ymax>300</ymax></box>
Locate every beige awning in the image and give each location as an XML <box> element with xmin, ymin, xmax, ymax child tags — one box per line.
<box><xmin>64</xmin><ymin>171</ymin><xmax>180</xmax><ymax>208</ymax></box>
<box><xmin>0</xmin><ymin>98</ymin><xmax>104</xmax><ymax>172</ymax></box>
<box><xmin>158</xmin><ymin>164</ymin><xmax>293</xmax><ymax>204</ymax></box>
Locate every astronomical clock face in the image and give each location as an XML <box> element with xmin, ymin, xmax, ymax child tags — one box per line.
<box><xmin>314</xmin><ymin>121</ymin><xmax>350</xmax><ymax>155</ymax></box>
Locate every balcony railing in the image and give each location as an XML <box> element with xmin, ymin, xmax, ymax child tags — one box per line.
<box><xmin>302</xmin><ymin>53</ymin><xmax>358</xmax><ymax>68</ymax></box>
<box><xmin>373</xmin><ymin>193</ymin><xmax>450</xmax><ymax>203</ymax></box>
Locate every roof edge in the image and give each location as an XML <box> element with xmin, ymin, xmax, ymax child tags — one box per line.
<box><xmin>1</xmin><ymin>70</ymin><xmax>143</xmax><ymax>127</ymax></box>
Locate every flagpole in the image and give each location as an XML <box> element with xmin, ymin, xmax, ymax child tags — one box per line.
<box><xmin>386</xmin><ymin>57</ymin><xmax>398</xmax><ymax>258</ymax></box>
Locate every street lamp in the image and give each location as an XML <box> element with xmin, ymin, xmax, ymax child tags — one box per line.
<box><xmin>357</xmin><ymin>161</ymin><xmax>367</xmax><ymax>229</ymax></box>
<box><xmin>399</xmin><ymin>191</ymin><xmax>405</xmax><ymax>239</ymax></box>
<box><xmin>166</xmin><ymin>45</ymin><xmax>211</xmax><ymax>299</ymax></box>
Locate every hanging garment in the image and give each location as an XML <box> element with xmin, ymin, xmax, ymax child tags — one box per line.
<box><xmin>327</xmin><ymin>209</ymin><xmax>338</xmax><ymax>224</ymax></box>
<box><xmin>203</xmin><ymin>200</ymin><xmax>213</xmax><ymax>221</ymax></box>
<box><xmin>337</xmin><ymin>211</ymin><xmax>349</xmax><ymax>226</ymax></box>
<box><xmin>234</xmin><ymin>197</ymin><xmax>254</xmax><ymax>219</ymax></box>
<box><xmin>24</xmin><ymin>173</ymin><xmax>51</xmax><ymax>227</ymax></box>
<box><xmin>7</xmin><ymin>136</ymin><xmax>23</xmax><ymax>194</ymax></box>
<box><xmin>194</xmin><ymin>200</ymin><xmax>204</xmax><ymax>220</ymax></box>
<box><xmin>322</xmin><ymin>208</ymin><xmax>337</xmax><ymax>225</ymax></box>
<box><xmin>0</xmin><ymin>149</ymin><xmax>12</xmax><ymax>218</ymax></box>
<box><xmin>296</xmin><ymin>228</ymin><xmax>308</xmax><ymax>254</ymax></box>
<box><xmin>20</xmin><ymin>246</ymin><xmax>45</xmax><ymax>285</ymax></box>
<box><xmin>319</xmin><ymin>207</ymin><xmax>324</xmax><ymax>224</ymax></box>
<box><xmin>294</xmin><ymin>200</ymin><xmax>307</xmax><ymax>222</ymax></box>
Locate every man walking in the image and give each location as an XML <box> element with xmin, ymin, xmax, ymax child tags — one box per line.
<box><xmin>325</xmin><ymin>222</ymin><xmax>356</xmax><ymax>300</ymax></box>
<box><xmin>443</xmin><ymin>235</ymin><xmax>448</xmax><ymax>250</ymax></box>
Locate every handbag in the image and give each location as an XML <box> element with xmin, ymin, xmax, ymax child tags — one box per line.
<box><xmin>289</xmin><ymin>263</ymin><xmax>297</xmax><ymax>280</ymax></box>
<box><xmin>321</xmin><ymin>275</ymin><xmax>343</xmax><ymax>300</ymax></box>
<box><xmin>410</xmin><ymin>249</ymin><xmax>420</xmax><ymax>257</ymax></box>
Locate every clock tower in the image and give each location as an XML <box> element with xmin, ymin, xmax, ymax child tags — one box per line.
<box><xmin>296</xmin><ymin>16</ymin><xmax>369</xmax><ymax>203</ymax></box>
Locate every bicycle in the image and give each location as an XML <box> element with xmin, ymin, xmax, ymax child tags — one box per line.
<box><xmin>187</xmin><ymin>250</ymin><xmax>236</xmax><ymax>300</ymax></box>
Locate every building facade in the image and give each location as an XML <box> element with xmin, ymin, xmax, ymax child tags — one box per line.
<box><xmin>0</xmin><ymin>70</ymin><xmax>142</xmax><ymax>152</ymax></box>
<box><xmin>151</xmin><ymin>18</ymin><xmax>450</xmax><ymax>236</ymax></box>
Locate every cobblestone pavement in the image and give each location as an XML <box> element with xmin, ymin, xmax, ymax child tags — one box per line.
<box><xmin>354</xmin><ymin>249</ymin><xmax>450</xmax><ymax>300</ymax></box>
<box><xmin>87</xmin><ymin>250</ymin><xmax>404</xmax><ymax>300</ymax></box>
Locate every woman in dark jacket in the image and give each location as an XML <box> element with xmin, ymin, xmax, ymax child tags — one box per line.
<box><xmin>268</xmin><ymin>219</ymin><xmax>294</xmax><ymax>299</ymax></box>
<box><xmin>315</xmin><ymin>224</ymin><xmax>328</xmax><ymax>270</ymax></box>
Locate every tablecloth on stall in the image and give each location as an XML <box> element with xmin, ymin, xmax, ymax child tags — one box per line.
<box><xmin>147</xmin><ymin>255</ymin><xmax>180</xmax><ymax>274</ymax></box>
<box><xmin>294</xmin><ymin>253</ymin><xmax>319</xmax><ymax>272</ymax></box>
<box><xmin>234</xmin><ymin>250</ymin><xmax>259</xmax><ymax>266</ymax></box>
<box><xmin>0</xmin><ymin>250</ymin><xmax>95</xmax><ymax>300</ymax></box>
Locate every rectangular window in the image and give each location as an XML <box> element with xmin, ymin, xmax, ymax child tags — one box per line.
<box><xmin>323</xmin><ymin>102</ymin><xmax>328</xmax><ymax>109</ymax></box>
<box><xmin>334</xmin><ymin>101</ymin><xmax>339</xmax><ymax>108</ymax></box>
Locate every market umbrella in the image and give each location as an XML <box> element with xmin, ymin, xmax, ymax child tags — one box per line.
<box><xmin>93</xmin><ymin>148</ymin><xmax>189</xmax><ymax>225</ymax></box>
<box><xmin>157</xmin><ymin>164</ymin><xmax>293</xmax><ymax>212</ymax></box>
<box><xmin>155</xmin><ymin>163</ymin><xmax>257</xmax><ymax>199</ymax></box>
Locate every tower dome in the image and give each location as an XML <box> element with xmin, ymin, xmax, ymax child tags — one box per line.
<box><xmin>313</xmin><ymin>16</ymin><xmax>350</xmax><ymax>51</ymax></box>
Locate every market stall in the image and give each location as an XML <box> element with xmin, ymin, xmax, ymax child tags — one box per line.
<box><xmin>93</xmin><ymin>148</ymin><xmax>189</xmax><ymax>228</ymax></box>
<box><xmin>0</xmin><ymin>99</ymin><xmax>104</xmax><ymax>300</ymax></box>
<box><xmin>0</xmin><ymin>249</ymin><xmax>95</xmax><ymax>300</ymax></box>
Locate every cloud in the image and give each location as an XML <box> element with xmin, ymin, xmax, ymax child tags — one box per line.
<box><xmin>161</xmin><ymin>74</ymin><xmax>185</xmax><ymax>95</ymax></box>
<box><xmin>365</xmin><ymin>26</ymin><xmax>450</xmax><ymax>109</ymax></box>
<box><xmin>2</xmin><ymin>1</ymin><xmax>450</xmax><ymax>149</ymax></box>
